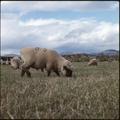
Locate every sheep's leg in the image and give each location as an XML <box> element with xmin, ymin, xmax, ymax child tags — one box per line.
<box><xmin>46</xmin><ymin>63</ymin><xmax>52</xmax><ymax>77</ymax></box>
<box><xmin>47</xmin><ymin>70</ymin><xmax>51</xmax><ymax>76</ymax></box>
<box><xmin>41</xmin><ymin>68</ymin><xmax>44</xmax><ymax>72</ymax></box>
<box><xmin>26</xmin><ymin>70</ymin><xmax>31</xmax><ymax>78</ymax></box>
<box><xmin>21</xmin><ymin>69</ymin><xmax>25</xmax><ymax>77</ymax></box>
<box><xmin>54</xmin><ymin>70</ymin><xmax>60</xmax><ymax>77</ymax></box>
<box><xmin>21</xmin><ymin>63</ymin><xmax>31</xmax><ymax>77</ymax></box>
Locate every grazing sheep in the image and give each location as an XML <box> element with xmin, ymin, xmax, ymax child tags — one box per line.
<box><xmin>0</xmin><ymin>59</ymin><xmax>6</xmax><ymax>65</ymax></box>
<box><xmin>10</xmin><ymin>56</ymin><xmax>22</xmax><ymax>69</ymax></box>
<box><xmin>20</xmin><ymin>47</ymin><xmax>73</xmax><ymax>77</ymax></box>
<box><xmin>88</xmin><ymin>58</ymin><xmax>98</xmax><ymax>66</ymax></box>
<box><xmin>6</xmin><ymin>59</ymin><xmax>10</xmax><ymax>65</ymax></box>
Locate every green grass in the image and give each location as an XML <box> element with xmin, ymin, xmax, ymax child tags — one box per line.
<box><xmin>0</xmin><ymin>61</ymin><xmax>119</xmax><ymax>119</ymax></box>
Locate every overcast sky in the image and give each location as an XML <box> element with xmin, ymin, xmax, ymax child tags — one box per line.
<box><xmin>1</xmin><ymin>1</ymin><xmax>119</xmax><ymax>55</ymax></box>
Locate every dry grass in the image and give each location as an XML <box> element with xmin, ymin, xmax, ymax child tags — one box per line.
<box><xmin>0</xmin><ymin>61</ymin><xmax>119</xmax><ymax>119</ymax></box>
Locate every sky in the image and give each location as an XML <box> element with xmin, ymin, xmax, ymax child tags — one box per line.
<box><xmin>1</xmin><ymin>1</ymin><xmax>119</xmax><ymax>55</ymax></box>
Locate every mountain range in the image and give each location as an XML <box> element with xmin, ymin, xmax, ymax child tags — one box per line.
<box><xmin>61</xmin><ymin>49</ymin><xmax>119</xmax><ymax>56</ymax></box>
<box><xmin>91</xmin><ymin>49</ymin><xmax>119</xmax><ymax>56</ymax></box>
<box><xmin>1</xmin><ymin>49</ymin><xmax>119</xmax><ymax>57</ymax></box>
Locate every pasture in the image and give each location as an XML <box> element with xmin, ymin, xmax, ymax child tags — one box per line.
<box><xmin>0</xmin><ymin>61</ymin><xmax>119</xmax><ymax>119</ymax></box>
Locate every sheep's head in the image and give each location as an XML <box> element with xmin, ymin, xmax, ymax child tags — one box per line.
<box><xmin>61</xmin><ymin>60</ymin><xmax>73</xmax><ymax>77</ymax></box>
<box><xmin>10</xmin><ymin>59</ymin><xmax>20</xmax><ymax>70</ymax></box>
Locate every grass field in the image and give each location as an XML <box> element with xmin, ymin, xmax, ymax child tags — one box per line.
<box><xmin>0</xmin><ymin>61</ymin><xmax>119</xmax><ymax>119</ymax></box>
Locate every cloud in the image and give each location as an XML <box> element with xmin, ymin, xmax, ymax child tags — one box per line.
<box><xmin>1</xmin><ymin>1</ymin><xmax>118</xmax><ymax>16</ymax></box>
<box><xmin>1</xmin><ymin>16</ymin><xmax>119</xmax><ymax>55</ymax></box>
<box><xmin>1</xmin><ymin>1</ymin><xmax>119</xmax><ymax>55</ymax></box>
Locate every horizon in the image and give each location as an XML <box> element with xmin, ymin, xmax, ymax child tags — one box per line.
<box><xmin>1</xmin><ymin>48</ymin><xmax>119</xmax><ymax>56</ymax></box>
<box><xmin>1</xmin><ymin>1</ymin><xmax>119</xmax><ymax>55</ymax></box>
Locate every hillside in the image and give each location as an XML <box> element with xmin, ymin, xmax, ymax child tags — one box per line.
<box><xmin>98</xmin><ymin>49</ymin><xmax>119</xmax><ymax>56</ymax></box>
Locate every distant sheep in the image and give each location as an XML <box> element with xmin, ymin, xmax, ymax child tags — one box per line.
<box><xmin>88</xmin><ymin>58</ymin><xmax>98</xmax><ymax>66</ymax></box>
<box><xmin>0</xmin><ymin>59</ymin><xmax>6</xmax><ymax>65</ymax></box>
<box><xmin>6</xmin><ymin>59</ymin><xmax>10</xmax><ymax>65</ymax></box>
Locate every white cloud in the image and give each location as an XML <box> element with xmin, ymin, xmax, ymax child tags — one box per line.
<box><xmin>111</xmin><ymin>2</ymin><xmax>119</xmax><ymax>9</ymax></box>
<box><xmin>20</xmin><ymin>19</ymin><xmax>67</xmax><ymax>26</ymax></box>
<box><xmin>1</xmin><ymin>1</ymin><xmax>118</xmax><ymax>16</ymax></box>
<box><xmin>1</xmin><ymin>16</ymin><xmax>119</xmax><ymax>55</ymax></box>
<box><xmin>1</xmin><ymin>1</ymin><xmax>119</xmax><ymax>55</ymax></box>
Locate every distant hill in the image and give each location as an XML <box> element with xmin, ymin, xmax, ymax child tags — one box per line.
<box><xmin>1</xmin><ymin>49</ymin><xmax>119</xmax><ymax>59</ymax></box>
<box><xmin>2</xmin><ymin>54</ymin><xmax>20</xmax><ymax>57</ymax></box>
<box><xmin>61</xmin><ymin>49</ymin><xmax>119</xmax><ymax>56</ymax></box>
<box><xmin>97</xmin><ymin>49</ymin><xmax>119</xmax><ymax>56</ymax></box>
